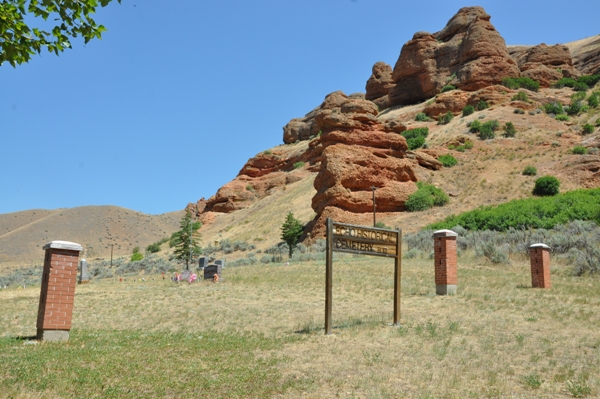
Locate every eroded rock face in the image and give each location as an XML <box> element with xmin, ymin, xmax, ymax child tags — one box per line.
<box><xmin>365</xmin><ymin>61</ymin><xmax>394</xmax><ymax>101</ymax></box>
<box><xmin>389</xmin><ymin>6</ymin><xmax>520</xmax><ymax>106</ymax></box>
<box><xmin>569</xmin><ymin>35</ymin><xmax>600</xmax><ymax>76</ymax></box>
<box><xmin>509</xmin><ymin>43</ymin><xmax>580</xmax><ymax>87</ymax></box>
<box><xmin>308</xmin><ymin>96</ymin><xmax>419</xmax><ymax>236</ymax></box>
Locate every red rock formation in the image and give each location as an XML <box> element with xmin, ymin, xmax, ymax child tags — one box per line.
<box><xmin>365</xmin><ymin>61</ymin><xmax>394</xmax><ymax>101</ymax></box>
<box><xmin>509</xmin><ymin>43</ymin><xmax>580</xmax><ymax>87</ymax></box>
<box><xmin>389</xmin><ymin>6</ymin><xmax>520</xmax><ymax>106</ymax></box>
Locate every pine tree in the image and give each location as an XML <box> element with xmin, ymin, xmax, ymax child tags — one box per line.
<box><xmin>172</xmin><ymin>210</ymin><xmax>202</xmax><ymax>269</ymax></box>
<box><xmin>280</xmin><ymin>212</ymin><xmax>303</xmax><ymax>258</ymax></box>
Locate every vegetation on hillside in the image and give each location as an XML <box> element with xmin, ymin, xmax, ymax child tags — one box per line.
<box><xmin>428</xmin><ymin>187</ymin><xmax>600</xmax><ymax>232</ymax></box>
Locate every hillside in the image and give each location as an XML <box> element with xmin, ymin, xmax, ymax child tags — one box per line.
<box><xmin>188</xmin><ymin>6</ymin><xmax>600</xmax><ymax>254</ymax></box>
<box><xmin>0</xmin><ymin>206</ymin><xmax>183</xmax><ymax>267</ymax></box>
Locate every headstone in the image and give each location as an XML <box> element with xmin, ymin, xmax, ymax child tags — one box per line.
<box><xmin>215</xmin><ymin>259</ymin><xmax>225</xmax><ymax>268</ymax></box>
<box><xmin>181</xmin><ymin>270</ymin><xmax>191</xmax><ymax>281</ymax></box>
<box><xmin>198</xmin><ymin>257</ymin><xmax>209</xmax><ymax>270</ymax></box>
<box><xmin>78</xmin><ymin>259</ymin><xmax>90</xmax><ymax>284</ymax></box>
<box><xmin>204</xmin><ymin>264</ymin><xmax>222</xmax><ymax>280</ymax></box>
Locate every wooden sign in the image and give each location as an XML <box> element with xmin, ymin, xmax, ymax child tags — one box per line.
<box><xmin>325</xmin><ymin>218</ymin><xmax>402</xmax><ymax>335</ymax></box>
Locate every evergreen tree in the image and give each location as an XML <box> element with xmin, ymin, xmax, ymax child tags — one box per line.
<box><xmin>280</xmin><ymin>212</ymin><xmax>303</xmax><ymax>258</ymax></box>
<box><xmin>172</xmin><ymin>210</ymin><xmax>202</xmax><ymax>269</ymax></box>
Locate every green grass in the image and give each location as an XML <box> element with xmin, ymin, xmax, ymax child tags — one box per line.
<box><xmin>0</xmin><ymin>330</ymin><xmax>302</xmax><ymax>398</ymax></box>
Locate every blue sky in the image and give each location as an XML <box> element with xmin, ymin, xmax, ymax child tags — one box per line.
<box><xmin>2</xmin><ymin>0</ymin><xmax>599</xmax><ymax>215</ymax></box>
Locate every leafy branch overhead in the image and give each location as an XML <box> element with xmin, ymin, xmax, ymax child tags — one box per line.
<box><xmin>0</xmin><ymin>0</ymin><xmax>121</xmax><ymax>67</ymax></box>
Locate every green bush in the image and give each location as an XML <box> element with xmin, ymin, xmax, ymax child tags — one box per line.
<box><xmin>131</xmin><ymin>252</ymin><xmax>144</xmax><ymax>262</ymax></box>
<box><xmin>441</xmin><ymin>85</ymin><xmax>456</xmax><ymax>93</ymax></box>
<box><xmin>544</xmin><ymin>101</ymin><xmax>564</xmax><ymax>115</ymax></box>
<box><xmin>415</xmin><ymin>112</ymin><xmax>429</xmax><ymax>122</ymax></box>
<box><xmin>462</xmin><ymin>105</ymin><xmax>475</xmax><ymax>116</ymax></box>
<box><xmin>554</xmin><ymin>77</ymin><xmax>578</xmax><ymax>89</ymax></box>
<box><xmin>514</xmin><ymin>108</ymin><xmax>525</xmax><ymax>114</ymax></box>
<box><xmin>438</xmin><ymin>111</ymin><xmax>454</xmax><ymax>125</ymax></box>
<box><xmin>582</xmin><ymin>124</ymin><xmax>595</xmax><ymax>134</ymax></box>
<box><xmin>477</xmin><ymin>120</ymin><xmax>499</xmax><ymax>140</ymax></box>
<box><xmin>469</xmin><ymin>119</ymin><xmax>481</xmax><ymax>133</ymax></box>
<box><xmin>555</xmin><ymin>114</ymin><xmax>570</xmax><ymax>121</ymax></box>
<box><xmin>293</xmin><ymin>161</ymin><xmax>305</xmax><ymax>169</ymax></box>
<box><xmin>566</xmin><ymin>101</ymin><xmax>583</xmax><ymax>115</ymax></box>
<box><xmin>477</xmin><ymin>100</ymin><xmax>489</xmax><ymax>110</ymax></box>
<box><xmin>572</xmin><ymin>146</ymin><xmax>588</xmax><ymax>154</ymax></box>
<box><xmin>573</xmin><ymin>81</ymin><xmax>590</xmax><ymax>91</ymax></box>
<box><xmin>146</xmin><ymin>243</ymin><xmax>161</xmax><ymax>253</ymax></box>
<box><xmin>401</xmin><ymin>127</ymin><xmax>429</xmax><ymax>150</ymax></box>
<box><xmin>533</xmin><ymin>176</ymin><xmax>560</xmax><ymax>196</ymax></box>
<box><xmin>429</xmin><ymin>187</ymin><xmax>600</xmax><ymax>232</ymax></box>
<box><xmin>511</xmin><ymin>91</ymin><xmax>530</xmax><ymax>102</ymax></box>
<box><xmin>522</xmin><ymin>166</ymin><xmax>537</xmax><ymax>176</ymax></box>
<box><xmin>502</xmin><ymin>77</ymin><xmax>540</xmax><ymax>92</ymax></box>
<box><xmin>503</xmin><ymin>122</ymin><xmax>516</xmax><ymax>137</ymax></box>
<box><xmin>577</xmin><ymin>74</ymin><xmax>600</xmax><ymax>87</ymax></box>
<box><xmin>406</xmin><ymin>182</ymin><xmax>449</xmax><ymax>212</ymax></box>
<box><xmin>464</xmin><ymin>140</ymin><xmax>474</xmax><ymax>149</ymax></box>
<box><xmin>588</xmin><ymin>94</ymin><xmax>599</xmax><ymax>108</ymax></box>
<box><xmin>438</xmin><ymin>154</ymin><xmax>458</xmax><ymax>167</ymax></box>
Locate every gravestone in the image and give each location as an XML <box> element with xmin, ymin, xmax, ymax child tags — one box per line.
<box><xmin>78</xmin><ymin>259</ymin><xmax>90</xmax><ymax>284</ymax></box>
<box><xmin>198</xmin><ymin>257</ymin><xmax>209</xmax><ymax>270</ymax></box>
<box><xmin>215</xmin><ymin>259</ymin><xmax>225</xmax><ymax>268</ymax></box>
<box><xmin>181</xmin><ymin>270</ymin><xmax>191</xmax><ymax>281</ymax></box>
<box><xmin>204</xmin><ymin>264</ymin><xmax>222</xmax><ymax>280</ymax></box>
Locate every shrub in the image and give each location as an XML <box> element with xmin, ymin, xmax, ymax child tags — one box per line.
<box><xmin>502</xmin><ymin>77</ymin><xmax>540</xmax><ymax>92</ymax></box>
<box><xmin>440</xmin><ymin>85</ymin><xmax>456</xmax><ymax>93</ymax></box>
<box><xmin>522</xmin><ymin>166</ymin><xmax>537</xmax><ymax>176</ymax></box>
<box><xmin>476</xmin><ymin>100</ymin><xmax>489</xmax><ymax>110</ymax></box>
<box><xmin>514</xmin><ymin>108</ymin><xmax>525</xmax><ymax>114</ymax></box>
<box><xmin>572</xmin><ymin>146</ymin><xmax>588</xmax><ymax>154</ymax></box>
<box><xmin>405</xmin><ymin>182</ymin><xmax>449</xmax><ymax>212</ymax></box>
<box><xmin>555</xmin><ymin>114</ymin><xmax>569</xmax><ymax>121</ymax></box>
<box><xmin>469</xmin><ymin>119</ymin><xmax>481</xmax><ymax>133</ymax></box>
<box><xmin>146</xmin><ymin>243</ymin><xmax>161</xmax><ymax>253</ymax></box>
<box><xmin>415</xmin><ymin>112</ymin><xmax>429</xmax><ymax>122</ymax></box>
<box><xmin>464</xmin><ymin>140</ymin><xmax>474</xmax><ymax>149</ymax></box>
<box><xmin>554</xmin><ymin>77</ymin><xmax>578</xmax><ymax>88</ymax></box>
<box><xmin>566</xmin><ymin>101</ymin><xmax>583</xmax><ymax>115</ymax></box>
<box><xmin>533</xmin><ymin>176</ymin><xmax>560</xmax><ymax>196</ymax></box>
<box><xmin>503</xmin><ymin>122</ymin><xmax>516</xmax><ymax>137</ymax></box>
<box><xmin>511</xmin><ymin>92</ymin><xmax>530</xmax><ymax>102</ymax></box>
<box><xmin>374</xmin><ymin>221</ymin><xmax>391</xmax><ymax>229</ymax></box>
<box><xmin>571</xmin><ymin>91</ymin><xmax>586</xmax><ymax>102</ymax></box>
<box><xmin>438</xmin><ymin>111</ymin><xmax>454</xmax><ymax>125</ymax></box>
<box><xmin>544</xmin><ymin>101</ymin><xmax>564</xmax><ymax>115</ymax></box>
<box><xmin>588</xmin><ymin>94</ymin><xmax>599</xmax><ymax>108</ymax></box>
<box><xmin>462</xmin><ymin>105</ymin><xmax>475</xmax><ymax>117</ymax></box>
<box><xmin>401</xmin><ymin>127</ymin><xmax>429</xmax><ymax>150</ymax></box>
<box><xmin>246</xmin><ymin>184</ymin><xmax>255</xmax><ymax>192</ymax></box>
<box><xmin>582</xmin><ymin>124</ymin><xmax>595</xmax><ymax>134</ymax></box>
<box><xmin>577</xmin><ymin>74</ymin><xmax>600</xmax><ymax>87</ymax></box>
<box><xmin>477</xmin><ymin>120</ymin><xmax>499</xmax><ymax>140</ymax></box>
<box><xmin>438</xmin><ymin>154</ymin><xmax>458</xmax><ymax>167</ymax></box>
<box><xmin>130</xmin><ymin>252</ymin><xmax>144</xmax><ymax>262</ymax></box>
<box><xmin>293</xmin><ymin>161</ymin><xmax>305</xmax><ymax>169</ymax></box>
<box><xmin>573</xmin><ymin>81</ymin><xmax>590</xmax><ymax>92</ymax></box>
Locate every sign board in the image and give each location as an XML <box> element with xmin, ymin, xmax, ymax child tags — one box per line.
<box><xmin>325</xmin><ymin>219</ymin><xmax>402</xmax><ymax>334</ymax></box>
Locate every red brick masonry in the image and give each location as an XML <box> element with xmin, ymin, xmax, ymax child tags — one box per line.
<box><xmin>529</xmin><ymin>243</ymin><xmax>551</xmax><ymax>288</ymax></box>
<box><xmin>37</xmin><ymin>241</ymin><xmax>82</xmax><ymax>335</ymax></box>
<box><xmin>433</xmin><ymin>230</ymin><xmax>458</xmax><ymax>295</ymax></box>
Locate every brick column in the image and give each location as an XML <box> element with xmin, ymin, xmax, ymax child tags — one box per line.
<box><xmin>37</xmin><ymin>241</ymin><xmax>82</xmax><ymax>342</ymax></box>
<box><xmin>433</xmin><ymin>230</ymin><xmax>458</xmax><ymax>295</ymax></box>
<box><xmin>529</xmin><ymin>243</ymin><xmax>551</xmax><ymax>288</ymax></box>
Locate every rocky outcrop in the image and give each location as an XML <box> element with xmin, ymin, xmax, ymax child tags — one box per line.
<box><xmin>365</xmin><ymin>61</ymin><xmax>394</xmax><ymax>101</ymax></box>
<box><xmin>388</xmin><ymin>6</ymin><xmax>520</xmax><ymax>106</ymax></box>
<box><xmin>508</xmin><ymin>43</ymin><xmax>580</xmax><ymax>87</ymax></box>
<box><xmin>282</xmin><ymin>91</ymin><xmax>353</xmax><ymax>144</ymax></box>
<box><xmin>569</xmin><ymin>35</ymin><xmax>600</xmax><ymax>76</ymax></box>
<box><xmin>307</xmin><ymin>96</ymin><xmax>420</xmax><ymax>236</ymax></box>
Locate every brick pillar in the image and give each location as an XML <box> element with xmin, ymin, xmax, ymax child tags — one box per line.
<box><xmin>433</xmin><ymin>230</ymin><xmax>458</xmax><ymax>295</ymax></box>
<box><xmin>529</xmin><ymin>243</ymin><xmax>551</xmax><ymax>288</ymax></box>
<box><xmin>37</xmin><ymin>241</ymin><xmax>82</xmax><ymax>342</ymax></box>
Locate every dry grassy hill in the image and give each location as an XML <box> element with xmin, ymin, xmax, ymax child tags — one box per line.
<box><xmin>0</xmin><ymin>206</ymin><xmax>183</xmax><ymax>268</ymax></box>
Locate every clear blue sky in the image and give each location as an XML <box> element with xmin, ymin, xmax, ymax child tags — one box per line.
<box><xmin>2</xmin><ymin>0</ymin><xmax>599</xmax><ymax>215</ymax></box>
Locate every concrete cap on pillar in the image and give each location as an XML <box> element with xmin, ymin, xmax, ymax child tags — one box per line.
<box><xmin>529</xmin><ymin>243</ymin><xmax>550</xmax><ymax>249</ymax></box>
<box><xmin>43</xmin><ymin>241</ymin><xmax>83</xmax><ymax>252</ymax></box>
<box><xmin>433</xmin><ymin>229</ymin><xmax>458</xmax><ymax>238</ymax></box>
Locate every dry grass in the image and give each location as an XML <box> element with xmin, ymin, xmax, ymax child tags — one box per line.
<box><xmin>1</xmin><ymin>253</ymin><xmax>599</xmax><ymax>398</ymax></box>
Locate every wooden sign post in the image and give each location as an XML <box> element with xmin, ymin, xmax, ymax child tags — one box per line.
<box><xmin>325</xmin><ymin>218</ymin><xmax>402</xmax><ymax>334</ymax></box>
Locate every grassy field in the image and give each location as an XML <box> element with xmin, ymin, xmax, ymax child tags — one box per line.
<box><xmin>1</xmin><ymin>254</ymin><xmax>599</xmax><ymax>398</ymax></box>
